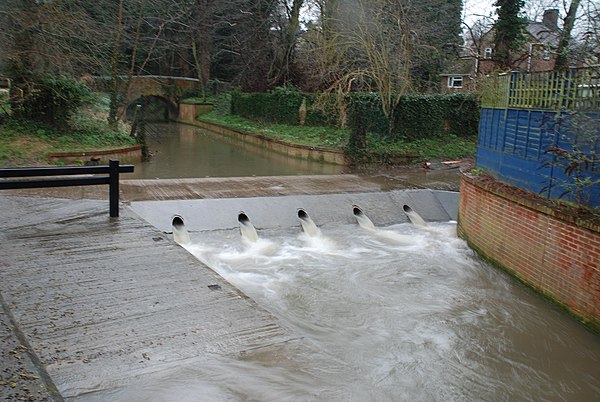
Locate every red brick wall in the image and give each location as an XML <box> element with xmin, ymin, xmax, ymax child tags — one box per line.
<box><xmin>458</xmin><ymin>175</ymin><xmax>600</xmax><ymax>332</ymax></box>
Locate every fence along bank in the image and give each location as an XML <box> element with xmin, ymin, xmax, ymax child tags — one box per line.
<box><xmin>459</xmin><ymin>67</ymin><xmax>600</xmax><ymax>332</ymax></box>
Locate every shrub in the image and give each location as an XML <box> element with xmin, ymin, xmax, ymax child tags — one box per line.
<box><xmin>231</xmin><ymin>89</ymin><xmax>480</xmax><ymax>140</ymax></box>
<box><xmin>15</xmin><ymin>75</ymin><xmax>92</xmax><ymax>131</ymax></box>
<box><xmin>232</xmin><ymin>87</ymin><xmax>333</xmax><ymax>126</ymax></box>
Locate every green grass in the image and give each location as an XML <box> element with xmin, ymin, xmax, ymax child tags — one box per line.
<box><xmin>368</xmin><ymin>134</ymin><xmax>478</xmax><ymax>161</ymax></box>
<box><xmin>0</xmin><ymin>116</ymin><xmax>136</xmax><ymax>167</ymax></box>
<box><xmin>200</xmin><ymin>111</ymin><xmax>350</xmax><ymax>149</ymax></box>
<box><xmin>199</xmin><ymin>111</ymin><xmax>476</xmax><ymax>162</ymax></box>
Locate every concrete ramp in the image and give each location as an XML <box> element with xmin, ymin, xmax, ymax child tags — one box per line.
<box><xmin>0</xmin><ymin>196</ymin><xmax>295</xmax><ymax>399</ymax></box>
<box><xmin>129</xmin><ymin>189</ymin><xmax>458</xmax><ymax>233</ymax></box>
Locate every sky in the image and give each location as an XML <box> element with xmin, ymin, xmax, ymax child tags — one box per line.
<box><xmin>463</xmin><ymin>0</ymin><xmax>496</xmax><ymax>26</ymax></box>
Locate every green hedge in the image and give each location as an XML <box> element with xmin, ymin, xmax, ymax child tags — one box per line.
<box><xmin>231</xmin><ymin>89</ymin><xmax>479</xmax><ymax>139</ymax></box>
<box><xmin>395</xmin><ymin>93</ymin><xmax>480</xmax><ymax>139</ymax></box>
<box><xmin>231</xmin><ymin>87</ymin><xmax>333</xmax><ymax>127</ymax></box>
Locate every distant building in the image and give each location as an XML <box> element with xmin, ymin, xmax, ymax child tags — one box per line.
<box><xmin>440</xmin><ymin>59</ymin><xmax>476</xmax><ymax>93</ymax></box>
<box><xmin>442</xmin><ymin>9</ymin><xmax>567</xmax><ymax>92</ymax></box>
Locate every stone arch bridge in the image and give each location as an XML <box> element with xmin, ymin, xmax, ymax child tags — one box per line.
<box><xmin>90</xmin><ymin>75</ymin><xmax>200</xmax><ymax>120</ymax></box>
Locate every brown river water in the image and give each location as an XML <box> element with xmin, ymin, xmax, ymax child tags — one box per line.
<box><xmin>129</xmin><ymin>122</ymin><xmax>344</xmax><ymax>179</ymax></box>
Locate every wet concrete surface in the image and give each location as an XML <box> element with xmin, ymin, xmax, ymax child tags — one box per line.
<box><xmin>130</xmin><ymin>189</ymin><xmax>457</xmax><ymax>234</ymax></box>
<box><xmin>0</xmin><ymin>167</ymin><xmax>464</xmax><ymax>400</ymax></box>
<box><xmin>2</xmin><ymin>166</ymin><xmax>463</xmax><ymax>202</ymax></box>
<box><xmin>1</xmin><ymin>295</ymin><xmax>62</xmax><ymax>401</ymax></box>
<box><xmin>0</xmin><ymin>196</ymin><xmax>298</xmax><ymax>399</ymax></box>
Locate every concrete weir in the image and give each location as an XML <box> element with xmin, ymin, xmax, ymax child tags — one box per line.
<box><xmin>0</xmin><ymin>188</ymin><xmax>457</xmax><ymax>399</ymax></box>
<box><xmin>130</xmin><ymin>189</ymin><xmax>458</xmax><ymax>233</ymax></box>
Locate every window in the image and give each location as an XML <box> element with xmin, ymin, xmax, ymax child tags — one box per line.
<box><xmin>543</xmin><ymin>46</ymin><xmax>550</xmax><ymax>60</ymax></box>
<box><xmin>484</xmin><ymin>47</ymin><xmax>493</xmax><ymax>59</ymax></box>
<box><xmin>448</xmin><ymin>76</ymin><xmax>463</xmax><ymax>89</ymax></box>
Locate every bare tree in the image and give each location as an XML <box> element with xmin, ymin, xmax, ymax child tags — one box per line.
<box><xmin>461</xmin><ymin>16</ymin><xmax>495</xmax><ymax>76</ymax></box>
<box><xmin>0</xmin><ymin>0</ymin><xmax>113</xmax><ymax>83</ymax></box>
<box><xmin>267</xmin><ymin>0</ymin><xmax>305</xmax><ymax>86</ymax></box>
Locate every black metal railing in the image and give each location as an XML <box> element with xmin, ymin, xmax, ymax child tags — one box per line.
<box><xmin>0</xmin><ymin>160</ymin><xmax>134</xmax><ymax>217</ymax></box>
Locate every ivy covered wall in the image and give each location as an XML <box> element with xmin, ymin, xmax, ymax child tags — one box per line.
<box><xmin>231</xmin><ymin>88</ymin><xmax>479</xmax><ymax>139</ymax></box>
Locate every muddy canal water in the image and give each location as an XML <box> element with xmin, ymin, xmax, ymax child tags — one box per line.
<box><xmin>129</xmin><ymin>123</ymin><xmax>343</xmax><ymax>179</ymax></box>
<box><xmin>90</xmin><ymin>221</ymin><xmax>600</xmax><ymax>401</ymax></box>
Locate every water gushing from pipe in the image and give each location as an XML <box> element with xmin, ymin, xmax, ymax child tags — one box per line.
<box><xmin>171</xmin><ymin>215</ymin><xmax>191</xmax><ymax>245</ymax></box>
<box><xmin>354</xmin><ymin>205</ymin><xmax>418</xmax><ymax>244</ymax></box>
<box><xmin>238</xmin><ymin>212</ymin><xmax>259</xmax><ymax>243</ymax></box>
<box><xmin>297</xmin><ymin>209</ymin><xmax>321</xmax><ymax>237</ymax></box>
<box><xmin>403</xmin><ymin>205</ymin><xmax>427</xmax><ymax>227</ymax></box>
<box><xmin>352</xmin><ymin>205</ymin><xmax>376</xmax><ymax>231</ymax></box>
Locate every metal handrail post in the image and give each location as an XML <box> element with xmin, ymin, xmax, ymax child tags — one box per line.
<box><xmin>109</xmin><ymin>160</ymin><xmax>120</xmax><ymax>217</ymax></box>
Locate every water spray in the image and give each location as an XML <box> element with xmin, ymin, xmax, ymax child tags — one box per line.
<box><xmin>172</xmin><ymin>215</ymin><xmax>191</xmax><ymax>245</ymax></box>
<box><xmin>403</xmin><ymin>205</ymin><xmax>427</xmax><ymax>227</ymax></box>
<box><xmin>238</xmin><ymin>211</ymin><xmax>259</xmax><ymax>243</ymax></box>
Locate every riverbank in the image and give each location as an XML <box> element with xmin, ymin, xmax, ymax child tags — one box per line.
<box><xmin>1</xmin><ymin>106</ymin><xmax>476</xmax><ymax>169</ymax></box>
<box><xmin>198</xmin><ymin>110</ymin><xmax>477</xmax><ymax>163</ymax></box>
<box><xmin>0</xmin><ymin>120</ymin><xmax>136</xmax><ymax>167</ymax></box>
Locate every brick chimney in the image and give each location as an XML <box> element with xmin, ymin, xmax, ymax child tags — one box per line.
<box><xmin>542</xmin><ymin>9</ymin><xmax>559</xmax><ymax>30</ymax></box>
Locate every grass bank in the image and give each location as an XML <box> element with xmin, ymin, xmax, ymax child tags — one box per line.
<box><xmin>1</xmin><ymin>98</ymin><xmax>477</xmax><ymax>167</ymax></box>
<box><xmin>199</xmin><ymin>110</ymin><xmax>476</xmax><ymax>163</ymax></box>
<box><xmin>0</xmin><ymin>118</ymin><xmax>135</xmax><ymax>167</ymax></box>
<box><xmin>0</xmin><ymin>92</ymin><xmax>136</xmax><ymax>167</ymax></box>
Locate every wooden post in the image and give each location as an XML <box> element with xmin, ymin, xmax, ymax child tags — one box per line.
<box><xmin>109</xmin><ymin>160</ymin><xmax>120</xmax><ymax>217</ymax></box>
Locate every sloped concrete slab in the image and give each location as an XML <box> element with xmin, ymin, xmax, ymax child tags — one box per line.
<box><xmin>0</xmin><ymin>196</ymin><xmax>295</xmax><ymax>399</ymax></box>
<box><xmin>129</xmin><ymin>190</ymin><xmax>458</xmax><ymax>233</ymax></box>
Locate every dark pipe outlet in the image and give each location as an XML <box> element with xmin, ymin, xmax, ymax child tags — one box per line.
<box><xmin>172</xmin><ymin>215</ymin><xmax>185</xmax><ymax>228</ymax></box>
<box><xmin>403</xmin><ymin>205</ymin><xmax>412</xmax><ymax>213</ymax></box>
<box><xmin>297</xmin><ymin>209</ymin><xmax>308</xmax><ymax>220</ymax></box>
<box><xmin>353</xmin><ymin>205</ymin><xmax>363</xmax><ymax>216</ymax></box>
<box><xmin>238</xmin><ymin>212</ymin><xmax>250</xmax><ymax>224</ymax></box>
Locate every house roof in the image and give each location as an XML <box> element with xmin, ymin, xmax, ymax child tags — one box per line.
<box><xmin>441</xmin><ymin>58</ymin><xmax>473</xmax><ymax>76</ymax></box>
<box><xmin>526</xmin><ymin>21</ymin><xmax>561</xmax><ymax>47</ymax></box>
<box><xmin>443</xmin><ymin>10</ymin><xmax>566</xmax><ymax>77</ymax></box>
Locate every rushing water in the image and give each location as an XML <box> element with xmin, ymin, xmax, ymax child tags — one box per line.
<box><xmin>129</xmin><ymin>123</ymin><xmax>343</xmax><ymax>179</ymax></box>
<box><xmin>93</xmin><ymin>220</ymin><xmax>600</xmax><ymax>401</ymax></box>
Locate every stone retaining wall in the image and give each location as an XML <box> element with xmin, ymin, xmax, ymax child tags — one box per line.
<box><xmin>47</xmin><ymin>145</ymin><xmax>142</xmax><ymax>165</ymax></box>
<box><xmin>458</xmin><ymin>173</ymin><xmax>600</xmax><ymax>332</ymax></box>
<box><xmin>178</xmin><ymin>103</ymin><xmax>214</xmax><ymax>121</ymax></box>
<box><xmin>178</xmin><ymin>119</ymin><xmax>346</xmax><ymax>166</ymax></box>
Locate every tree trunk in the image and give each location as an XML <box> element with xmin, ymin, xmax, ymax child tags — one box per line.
<box><xmin>554</xmin><ymin>0</ymin><xmax>582</xmax><ymax>71</ymax></box>
<box><xmin>108</xmin><ymin>0</ymin><xmax>124</xmax><ymax>129</ymax></box>
<box><xmin>284</xmin><ymin>0</ymin><xmax>304</xmax><ymax>77</ymax></box>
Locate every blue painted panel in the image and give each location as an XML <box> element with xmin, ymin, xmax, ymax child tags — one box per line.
<box><xmin>476</xmin><ymin>146</ymin><xmax>502</xmax><ymax>172</ymax></box>
<box><xmin>504</xmin><ymin>110</ymin><xmax>518</xmax><ymax>154</ymax></box>
<box><xmin>477</xmin><ymin>107</ymin><xmax>599</xmax><ymax>207</ymax></box>
<box><xmin>526</xmin><ymin>112</ymin><xmax>544</xmax><ymax>160</ymax></box>
<box><xmin>478</xmin><ymin>109</ymin><xmax>493</xmax><ymax>148</ymax></box>
<box><xmin>492</xmin><ymin>109</ymin><xmax>505</xmax><ymax>151</ymax></box>
<box><xmin>514</xmin><ymin>110</ymin><xmax>531</xmax><ymax>158</ymax></box>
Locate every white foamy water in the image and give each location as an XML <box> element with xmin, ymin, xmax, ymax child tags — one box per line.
<box><xmin>83</xmin><ymin>221</ymin><xmax>600</xmax><ymax>401</ymax></box>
